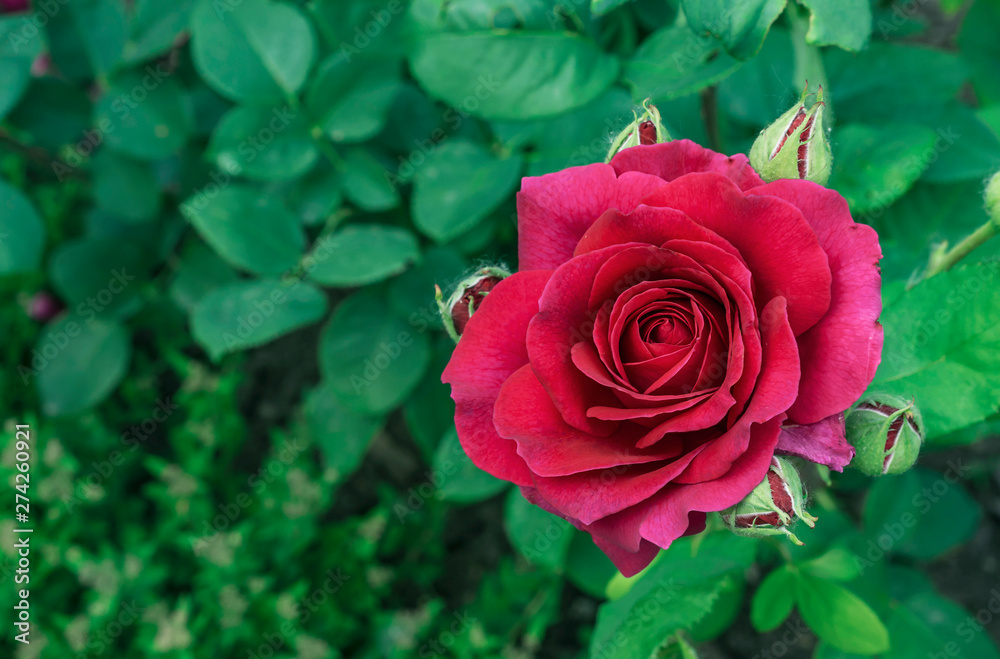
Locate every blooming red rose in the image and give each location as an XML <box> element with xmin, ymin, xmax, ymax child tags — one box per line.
<box><xmin>442</xmin><ymin>140</ymin><xmax>882</xmax><ymax>576</ymax></box>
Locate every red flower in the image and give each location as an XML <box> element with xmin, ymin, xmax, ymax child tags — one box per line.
<box><xmin>442</xmin><ymin>141</ymin><xmax>882</xmax><ymax>576</ymax></box>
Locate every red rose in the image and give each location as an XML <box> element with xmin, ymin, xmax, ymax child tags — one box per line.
<box><xmin>442</xmin><ymin>141</ymin><xmax>882</xmax><ymax>576</ymax></box>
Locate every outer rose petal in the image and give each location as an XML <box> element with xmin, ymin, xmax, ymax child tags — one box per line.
<box><xmin>517</xmin><ymin>166</ymin><xmax>667</xmax><ymax>271</ymax></box>
<box><xmin>583</xmin><ymin>417</ymin><xmax>783</xmax><ymax>553</ymax></box>
<box><xmin>747</xmin><ymin>180</ymin><xmax>883</xmax><ymax>424</ymax></box>
<box><xmin>776</xmin><ymin>413</ymin><xmax>854</xmax><ymax>471</ymax></box>
<box><xmin>609</xmin><ymin>140</ymin><xmax>765</xmax><ymax>191</ymax></box>
<box><xmin>442</xmin><ymin>270</ymin><xmax>552</xmax><ymax>486</ymax></box>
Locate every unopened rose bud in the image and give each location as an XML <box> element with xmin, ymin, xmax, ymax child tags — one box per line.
<box><xmin>721</xmin><ymin>457</ymin><xmax>817</xmax><ymax>545</ymax></box>
<box><xmin>986</xmin><ymin>170</ymin><xmax>1000</xmax><ymax>225</ymax></box>
<box><xmin>27</xmin><ymin>291</ymin><xmax>63</xmax><ymax>322</ymax></box>
<box><xmin>437</xmin><ymin>266</ymin><xmax>510</xmax><ymax>342</ymax></box>
<box><xmin>605</xmin><ymin>100</ymin><xmax>672</xmax><ymax>162</ymax></box>
<box><xmin>750</xmin><ymin>84</ymin><xmax>832</xmax><ymax>186</ymax></box>
<box><xmin>846</xmin><ymin>394</ymin><xmax>923</xmax><ymax>476</ymax></box>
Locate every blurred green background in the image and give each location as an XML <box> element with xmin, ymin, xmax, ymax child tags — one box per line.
<box><xmin>1</xmin><ymin>0</ymin><xmax>1000</xmax><ymax>657</ymax></box>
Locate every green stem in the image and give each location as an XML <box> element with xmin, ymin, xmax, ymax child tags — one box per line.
<box><xmin>924</xmin><ymin>218</ymin><xmax>1000</xmax><ymax>279</ymax></box>
<box><xmin>701</xmin><ymin>86</ymin><xmax>722</xmax><ymax>153</ymax></box>
<box><xmin>787</xmin><ymin>3</ymin><xmax>833</xmax><ymax>123</ymax></box>
<box><xmin>286</xmin><ymin>94</ymin><xmax>347</xmax><ymax>173</ymax></box>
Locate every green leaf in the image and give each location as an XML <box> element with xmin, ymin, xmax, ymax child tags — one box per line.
<box><xmin>340</xmin><ymin>147</ymin><xmax>400</xmax><ymax>212</ymax></box>
<box><xmin>825</xmin><ymin>43</ymin><xmax>966</xmax><ymax>125</ymax></box>
<box><xmin>48</xmin><ymin>237</ymin><xmax>154</xmax><ymax>319</ymax></box>
<box><xmin>591</xmin><ymin>0</ymin><xmax>633</xmax><ymax>15</ymax></box>
<box><xmin>920</xmin><ymin>105</ymin><xmax>1000</xmax><ymax>184</ymax></box>
<box><xmin>796</xmin><ymin>0</ymin><xmax>871</xmax><ymax>51</ymax></box>
<box><xmin>681</xmin><ymin>0</ymin><xmax>786</xmax><ymax>60</ymax></box>
<box><xmin>402</xmin><ymin>336</ymin><xmax>459</xmax><ymax>460</ymax></box>
<box><xmin>689</xmin><ymin>575</ymin><xmax>744</xmax><ymax>642</ymax></box>
<box><xmin>591</xmin><ymin>578</ymin><xmax>722</xmax><ymax>659</ymax></box>
<box><xmin>52</xmin><ymin>0</ymin><xmax>128</xmax><ymax>78</ymax></box>
<box><xmin>36</xmin><ymin>317</ymin><xmax>131</xmax><ymax>417</ymax></box>
<box><xmin>191</xmin><ymin>279</ymin><xmax>328</xmax><ymax>359</ymax></box>
<box><xmin>168</xmin><ymin>241</ymin><xmax>239</xmax><ymax>312</ymax></box>
<box><xmin>388</xmin><ymin>245</ymin><xmax>465</xmax><ymax>330</ymax></box>
<box><xmin>308</xmin><ymin>224</ymin><xmax>420</xmax><ymax>287</ymax></box>
<box><xmin>885</xmin><ymin>589</ymin><xmax>1000</xmax><ymax>659</ymax></box>
<box><xmin>207</xmin><ymin>105</ymin><xmax>319</xmax><ymax>181</ymax></box>
<box><xmin>411</xmin><ymin>32</ymin><xmax>619</xmax><ymax>121</ymax></box>
<box><xmin>303</xmin><ymin>384</ymin><xmax>384</xmax><ymax>483</ymax></box>
<box><xmin>292</xmin><ymin>168</ymin><xmax>343</xmax><ymax>226</ymax></box>
<box><xmin>862</xmin><ymin>468</ymin><xmax>980</xmax><ymax>561</ymax></box>
<box><xmin>91</xmin><ymin>151</ymin><xmax>162</xmax><ymax>223</ymax></box>
<box><xmin>625</xmin><ymin>23</ymin><xmax>742</xmax><ymax>102</ymax></box>
<box><xmin>305</xmin><ymin>54</ymin><xmax>401</xmax><ymax>144</ymax></box>
<box><xmin>124</xmin><ymin>0</ymin><xmax>197</xmax><ymax>63</ymax></box>
<box><xmin>190</xmin><ymin>0</ymin><xmax>316</xmax><ymax>105</ymax></box>
<box><xmin>434</xmin><ymin>427</ymin><xmax>509</xmax><ymax>503</ymax></box>
<box><xmin>872</xmin><ymin>262</ymin><xmax>1000</xmax><ymax>439</ymax></box>
<box><xmin>800</xmin><ymin>548</ymin><xmax>862</xmax><ymax>582</ymax></box>
<box><xmin>795</xmin><ymin>574</ymin><xmax>890</xmax><ymax>655</ymax></box>
<box><xmin>182</xmin><ymin>186</ymin><xmax>306</xmax><ymax>275</ymax></box>
<box><xmin>829</xmin><ymin>123</ymin><xmax>937</xmax><ymax>214</ymax></box>
<box><xmin>504</xmin><ymin>488</ymin><xmax>573</xmax><ymax>569</ymax></box>
<box><xmin>958</xmin><ymin>0</ymin><xmax>1000</xmax><ymax>106</ymax></box>
<box><xmin>751</xmin><ymin>566</ymin><xmax>796</xmax><ymax>632</ymax></box>
<box><xmin>94</xmin><ymin>72</ymin><xmax>193</xmax><ymax>160</ymax></box>
<box><xmin>0</xmin><ymin>179</ymin><xmax>45</xmax><ymax>275</ymax></box>
<box><xmin>412</xmin><ymin>141</ymin><xmax>522</xmax><ymax>242</ymax></box>
<box><xmin>565</xmin><ymin>531</ymin><xmax>620</xmax><ymax>598</ymax></box>
<box><xmin>319</xmin><ymin>290</ymin><xmax>430</xmax><ymax>414</ymax></box>
<box><xmin>0</xmin><ymin>15</ymin><xmax>44</xmax><ymax>120</ymax></box>
<box><xmin>7</xmin><ymin>79</ymin><xmax>92</xmax><ymax>152</ymax></box>
<box><xmin>717</xmin><ymin>27</ymin><xmax>795</xmax><ymax>128</ymax></box>
<box><xmin>590</xmin><ymin>533</ymin><xmax>755</xmax><ymax>659</ymax></box>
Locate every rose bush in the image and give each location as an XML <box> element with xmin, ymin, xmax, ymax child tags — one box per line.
<box><xmin>443</xmin><ymin>140</ymin><xmax>883</xmax><ymax>575</ymax></box>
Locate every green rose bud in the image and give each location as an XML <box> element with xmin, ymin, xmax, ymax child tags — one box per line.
<box><xmin>436</xmin><ymin>266</ymin><xmax>510</xmax><ymax>342</ymax></box>
<box><xmin>605</xmin><ymin>99</ymin><xmax>672</xmax><ymax>162</ymax></box>
<box><xmin>986</xmin><ymin>170</ymin><xmax>1000</xmax><ymax>225</ymax></box>
<box><xmin>749</xmin><ymin>84</ymin><xmax>832</xmax><ymax>186</ymax></box>
<box><xmin>845</xmin><ymin>394</ymin><xmax>924</xmax><ymax>477</ymax></box>
<box><xmin>721</xmin><ymin>457</ymin><xmax>817</xmax><ymax>545</ymax></box>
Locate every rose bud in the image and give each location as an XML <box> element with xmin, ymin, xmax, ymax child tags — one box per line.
<box><xmin>605</xmin><ymin>99</ymin><xmax>672</xmax><ymax>162</ymax></box>
<box><xmin>27</xmin><ymin>291</ymin><xmax>64</xmax><ymax>322</ymax></box>
<box><xmin>721</xmin><ymin>457</ymin><xmax>817</xmax><ymax>545</ymax></box>
<box><xmin>986</xmin><ymin>170</ymin><xmax>1000</xmax><ymax>223</ymax></box>
<box><xmin>749</xmin><ymin>84</ymin><xmax>832</xmax><ymax>186</ymax></box>
<box><xmin>437</xmin><ymin>266</ymin><xmax>510</xmax><ymax>342</ymax></box>
<box><xmin>845</xmin><ymin>394</ymin><xmax>924</xmax><ymax>476</ymax></box>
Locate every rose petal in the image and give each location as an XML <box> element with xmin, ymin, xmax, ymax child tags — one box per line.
<box><xmin>442</xmin><ymin>270</ymin><xmax>552</xmax><ymax>485</ymax></box>
<box><xmin>609</xmin><ymin>140</ymin><xmax>764</xmax><ymax>191</ymax></box>
<box><xmin>495</xmin><ymin>365</ymin><xmax>683</xmax><ymax>477</ymax></box>
<box><xmin>641</xmin><ymin>172</ymin><xmax>833</xmax><ymax>336</ymax></box>
<box><xmin>517</xmin><ymin>166</ymin><xmax>667</xmax><ymax>271</ymax></box>
<box><xmin>776</xmin><ymin>413</ymin><xmax>854</xmax><ymax>471</ymax></box>
<box><xmin>747</xmin><ymin>180</ymin><xmax>883</xmax><ymax>424</ymax></box>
